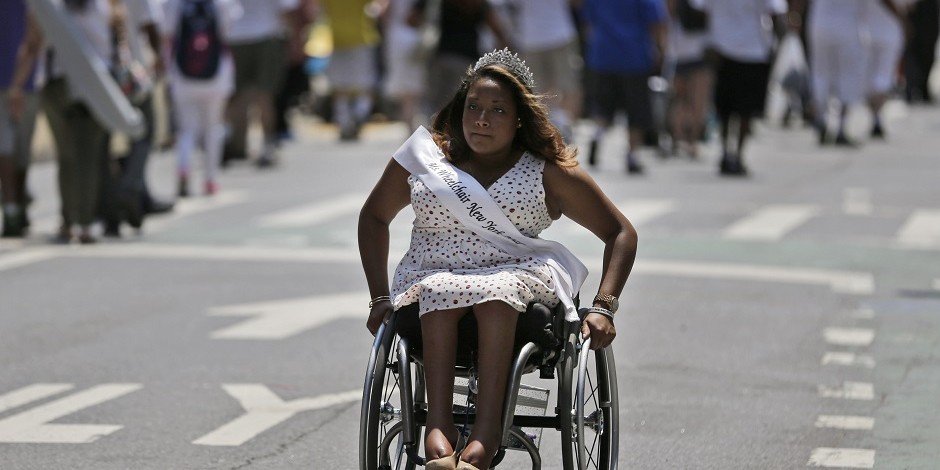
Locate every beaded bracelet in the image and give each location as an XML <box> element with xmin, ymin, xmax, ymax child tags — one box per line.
<box><xmin>369</xmin><ymin>295</ymin><xmax>391</xmax><ymax>309</ymax></box>
<box><xmin>585</xmin><ymin>306</ymin><xmax>614</xmax><ymax>321</ymax></box>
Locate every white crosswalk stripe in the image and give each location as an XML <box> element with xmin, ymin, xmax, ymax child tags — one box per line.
<box><xmin>724</xmin><ymin>204</ymin><xmax>819</xmax><ymax>241</ymax></box>
<box><xmin>821</xmin><ymin>352</ymin><xmax>876</xmax><ymax>368</ymax></box>
<box><xmin>818</xmin><ymin>382</ymin><xmax>874</xmax><ymax>400</ymax></box>
<box><xmin>823</xmin><ymin>328</ymin><xmax>875</xmax><ymax>347</ymax></box>
<box><xmin>616</xmin><ymin>199</ymin><xmax>675</xmax><ymax>226</ymax></box>
<box><xmin>814</xmin><ymin>415</ymin><xmax>875</xmax><ymax>431</ymax></box>
<box><xmin>896</xmin><ymin>209</ymin><xmax>940</xmax><ymax>249</ymax></box>
<box><xmin>807</xmin><ymin>448</ymin><xmax>875</xmax><ymax>468</ymax></box>
<box><xmin>255</xmin><ymin>194</ymin><xmax>364</xmax><ymax>228</ymax></box>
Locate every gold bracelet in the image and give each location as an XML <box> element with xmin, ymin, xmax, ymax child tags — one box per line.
<box><xmin>369</xmin><ymin>295</ymin><xmax>391</xmax><ymax>309</ymax></box>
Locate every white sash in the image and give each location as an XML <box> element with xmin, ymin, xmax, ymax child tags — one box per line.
<box><xmin>393</xmin><ymin>127</ymin><xmax>588</xmax><ymax>321</ymax></box>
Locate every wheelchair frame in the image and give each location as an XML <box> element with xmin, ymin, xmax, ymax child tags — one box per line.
<box><xmin>359</xmin><ymin>305</ymin><xmax>619</xmax><ymax>469</ymax></box>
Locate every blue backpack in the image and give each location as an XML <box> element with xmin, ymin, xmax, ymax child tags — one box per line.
<box><xmin>174</xmin><ymin>0</ymin><xmax>222</xmax><ymax>79</ymax></box>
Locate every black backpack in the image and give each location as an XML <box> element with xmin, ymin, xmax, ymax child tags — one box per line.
<box><xmin>174</xmin><ymin>0</ymin><xmax>223</xmax><ymax>79</ymax></box>
<box><xmin>677</xmin><ymin>0</ymin><xmax>708</xmax><ymax>32</ymax></box>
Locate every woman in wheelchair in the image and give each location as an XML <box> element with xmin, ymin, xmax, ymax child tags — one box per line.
<box><xmin>359</xmin><ymin>49</ymin><xmax>638</xmax><ymax>469</ymax></box>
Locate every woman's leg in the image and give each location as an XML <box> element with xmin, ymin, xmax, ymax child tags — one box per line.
<box><xmin>690</xmin><ymin>67</ymin><xmax>713</xmax><ymax>156</ymax></box>
<box><xmin>669</xmin><ymin>74</ymin><xmax>690</xmax><ymax>153</ymax></box>
<box><xmin>200</xmin><ymin>85</ymin><xmax>228</xmax><ymax>192</ymax></box>
<box><xmin>173</xmin><ymin>85</ymin><xmax>199</xmax><ymax>195</ymax></box>
<box><xmin>460</xmin><ymin>301</ymin><xmax>520</xmax><ymax>469</ymax></box>
<box><xmin>421</xmin><ymin>307</ymin><xmax>468</xmax><ymax>460</ymax></box>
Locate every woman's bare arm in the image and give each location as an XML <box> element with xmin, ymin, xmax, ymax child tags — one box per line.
<box><xmin>359</xmin><ymin>159</ymin><xmax>412</xmax><ymax>334</ymax></box>
<box><xmin>544</xmin><ymin>162</ymin><xmax>638</xmax><ymax>348</ymax></box>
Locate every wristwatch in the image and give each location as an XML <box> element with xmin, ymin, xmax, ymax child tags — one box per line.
<box><xmin>593</xmin><ymin>293</ymin><xmax>619</xmax><ymax>314</ymax></box>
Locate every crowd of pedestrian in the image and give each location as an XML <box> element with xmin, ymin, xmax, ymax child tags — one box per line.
<box><xmin>1</xmin><ymin>0</ymin><xmax>938</xmax><ymax>240</ymax></box>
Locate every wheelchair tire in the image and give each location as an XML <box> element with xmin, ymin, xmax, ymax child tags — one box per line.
<box><xmin>563</xmin><ymin>337</ymin><xmax>619</xmax><ymax>470</ymax></box>
<box><xmin>360</xmin><ymin>319</ymin><xmax>419</xmax><ymax>470</ymax></box>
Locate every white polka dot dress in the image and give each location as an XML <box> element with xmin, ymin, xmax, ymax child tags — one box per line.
<box><xmin>391</xmin><ymin>153</ymin><xmax>560</xmax><ymax>316</ymax></box>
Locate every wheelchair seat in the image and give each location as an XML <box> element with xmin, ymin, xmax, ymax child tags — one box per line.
<box><xmin>393</xmin><ymin>301</ymin><xmax>568</xmax><ymax>373</ymax></box>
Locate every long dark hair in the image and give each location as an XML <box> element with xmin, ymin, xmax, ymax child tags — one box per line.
<box><xmin>430</xmin><ymin>64</ymin><xmax>578</xmax><ymax>168</ymax></box>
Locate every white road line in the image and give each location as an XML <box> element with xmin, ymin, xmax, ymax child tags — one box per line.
<box><xmin>255</xmin><ymin>194</ymin><xmax>364</xmax><ymax>228</ymax></box>
<box><xmin>823</xmin><ymin>327</ymin><xmax>875</xmax><ymax>347</ymax></box>
<box><xmin>0</xmin><ymin>384</ymin><xmax>142</xmax><ymax>443</ymax></box>
<box><xmin>723</xmin><ymin>204</ymin><xmax>819</xmax><ymax>241</ymax></box>
<box><xmin>818</xmin><ymin>382</ymin><xmax>874</xmax><ymax>400</ymax></box>
<box><xmin>622</xmin><ymin>258</ymin><xmax>874</xmax><ymax>294</ymax></box>
<box><xmin>5</xmin><ymin>244</ymin><xmax>874</xmax><ymax>294</ymax></box>
<box><xmin>209</xmin><ymin>292</ymin><xmax>368</xmax><ymax>340</ymax></box>
<box><xmin>807</xmin><ymin>448</ymin><xmax>875</xmax><ymax>468</ymax></box>
<box><xmin>0</xmin><ymin>248</ymin><xmax>58</xmax><ymax>273</ymax></box>
<box><xmin>144</xmin><ymin>190</ymin><xmax>250</xmax><ymax>233</ymax></box>
<box><xmin>815</xmin><ymin>415</ymin><xmax>875</xmax><ymax>431</ymax></box>
<box><xmin>62</xmin><ymin>243</ymin><xmax>359</xmax><ymax>263</ymax></box>
<box><xmin>821</xmin><ymin>352</ymin><xmax>876</xmax><ymax>368</ymax></box>
<box><xmin>0</xmin><ymin>384</ymin><xmax>74</xmax><ymax>414</ymax></box>
<box><xmin>851</xmin><ymin>307</ymin><xmax>876</xmax><ymax>319</ymax></box>
<box><xmin>193</xmin><ymin>385</ymin><xmax>360</xmax><ymax>446</ymax></box>
<box><xmin>842</xmin><ymin>188</ymin><xmax>873</xmax><ymax>216</ymax></box>
<box><xmin>616</xmin><ymin>199</ymin><xmax>675</xmax><ymax>226</ymax></box>
<box><xmin>896</xmin><ymin>209</ymin><xmax>940</xmax><ymax>249</ymax></box>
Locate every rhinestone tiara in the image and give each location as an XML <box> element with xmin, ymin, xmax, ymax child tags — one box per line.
<box><xmin>472</xmin><ymin>48</ymin><xmax>536</xmax><ymax>91</ymax></box>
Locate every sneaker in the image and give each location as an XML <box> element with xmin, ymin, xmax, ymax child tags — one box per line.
<box><xmin>142</xmin><ymin>197</ymin><xmax>174</xmax><ymax>215</ymax></box>
<box><xmin>119</xmin><ymin>191</ymin><xmax>144</xmax><ymax>230</ymax></box>
<box><xmin>51</xmin><ymin>225</ymin><xmax>72</xmax><ymax>244</ymax></box>
<box><xmin>834</xmin><ymin>132</ymin><xmax>858</xmax><ymax>147</ymax></box>
<box><xmin>178</xmin><ymin>174</ymin><xmax>190</xmax><ymax>198</ymax></box>
<box><xmin>1</xmin><ymin>207</ymin><xmax>25</xmax><ymax>238</ymax></box>
<box><xmin>204</xmin><ymin>181</ymin><xmax>218</xmax><ymax>196</ymax></box>
<box><xmin>816</xmin><ymin>125</ymin><xmax>829</xmax><ymax>146</ymax></box>
<box><xmin>339</xmin><ymin>125</ymin><xmax>360</xmax><ymax>142</ymax></box>
<box><xmin>719</xmin><ymin>157</ymin><xmax>748</xmax><ymax>177</ymax></box>
<box><xmin>256</xmin><ymin>154</ymin><xmax>277</xmax><ymax>169</ymax></box>
<box><xmin>103</xmin><ymin>221</ymin><xmax>121</xmax><ymax>238</ymax></box>
<box><xmin>626</xmin><ymin>154</ymin><xmax>644</xmax><ymax>175</ymax></box>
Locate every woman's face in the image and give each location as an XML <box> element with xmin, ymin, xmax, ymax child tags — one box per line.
<box><xmin>462</xmin><ymin>77</ymin><xmax>519</xmax><ymax>160</ymax></box>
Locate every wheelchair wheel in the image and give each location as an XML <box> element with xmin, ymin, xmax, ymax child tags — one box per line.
<box><xmin>565</xmin><ymin>337</ymin><xmax>619</xmax><ymax>470</ymax></box>
<box><xmin>360</xmin><ymin>320</ymin><xmax>421</xmax><ymax>470</ymax></box>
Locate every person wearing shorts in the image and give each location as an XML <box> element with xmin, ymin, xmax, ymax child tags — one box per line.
<box><xmin>323</xmin><ymin>0</ymin><xmax>380</xmax><ymax>141</ymax></box>
<box><xmin>224</xmin><ymin>0</ymin><xmax>298</xmax><ymax>168</ymax></box>
<box><xmin>582</xmin><ymin>0</ymin><xmax>667</xmax><ymax>175</ymax></box>
<box><xmin>510</xmin><ymin>0</ymin><xmax>583</xmax><ymax>142</ymax></box>
<box><xmin>695</xmin><ymin>0</ymin><xmax>786</xmax><ymax>176</ymax></box>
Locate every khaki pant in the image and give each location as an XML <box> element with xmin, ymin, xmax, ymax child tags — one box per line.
<box><xmin>41</xmin><ymin>78</ymin><xmax>109</xmax><ymax>227</ymax></box>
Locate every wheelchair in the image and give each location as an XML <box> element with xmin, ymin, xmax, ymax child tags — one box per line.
<box><xmin>359</xmin><ymin>301</ymin><xmax>619</xmax><ymax>469</ymax></box>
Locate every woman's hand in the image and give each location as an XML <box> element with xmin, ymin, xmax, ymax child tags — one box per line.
<box><xmin>581</xmin><ymin>313</ymin><xmax>616</xmax><ymax>350</ymax></box>
<box><xmin>367</xmin><ymin>301</ymin><xmax>394</xmax><ymax>336</ymax></box>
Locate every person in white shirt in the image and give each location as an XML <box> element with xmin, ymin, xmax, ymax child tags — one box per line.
<box><xmin>164</xmin><ymin>0</ymin><xmax>242</xmax><ymax>196</ymax></box>
<box><xmin>223</xmin><ymin>0</ymin><xmax>298</xmax><ymax>168</ymax></box>
<box><xmin>507</xmin><ymin>0</ymin><xmax>582</xmax><ymax>141</ymax></box>
<box><xmin>864</xmin><ymin>0</ymin><xmax>907</xmax><ymax>139</ymax></box>
<box><xmin>808</xmin><ymin>0</ymin><xmax>870</xmax><ymax>146</ymax></box>
<box><xmin>693</xmin><ymin>0</ymin><xmax>786</xmax><ymax>176</ymax></box>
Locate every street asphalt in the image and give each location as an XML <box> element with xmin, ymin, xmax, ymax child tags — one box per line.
<box><xmin>1</xmin><ymin>102</ymin><xmax>939</xmax><ymax>469</ymax></box>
